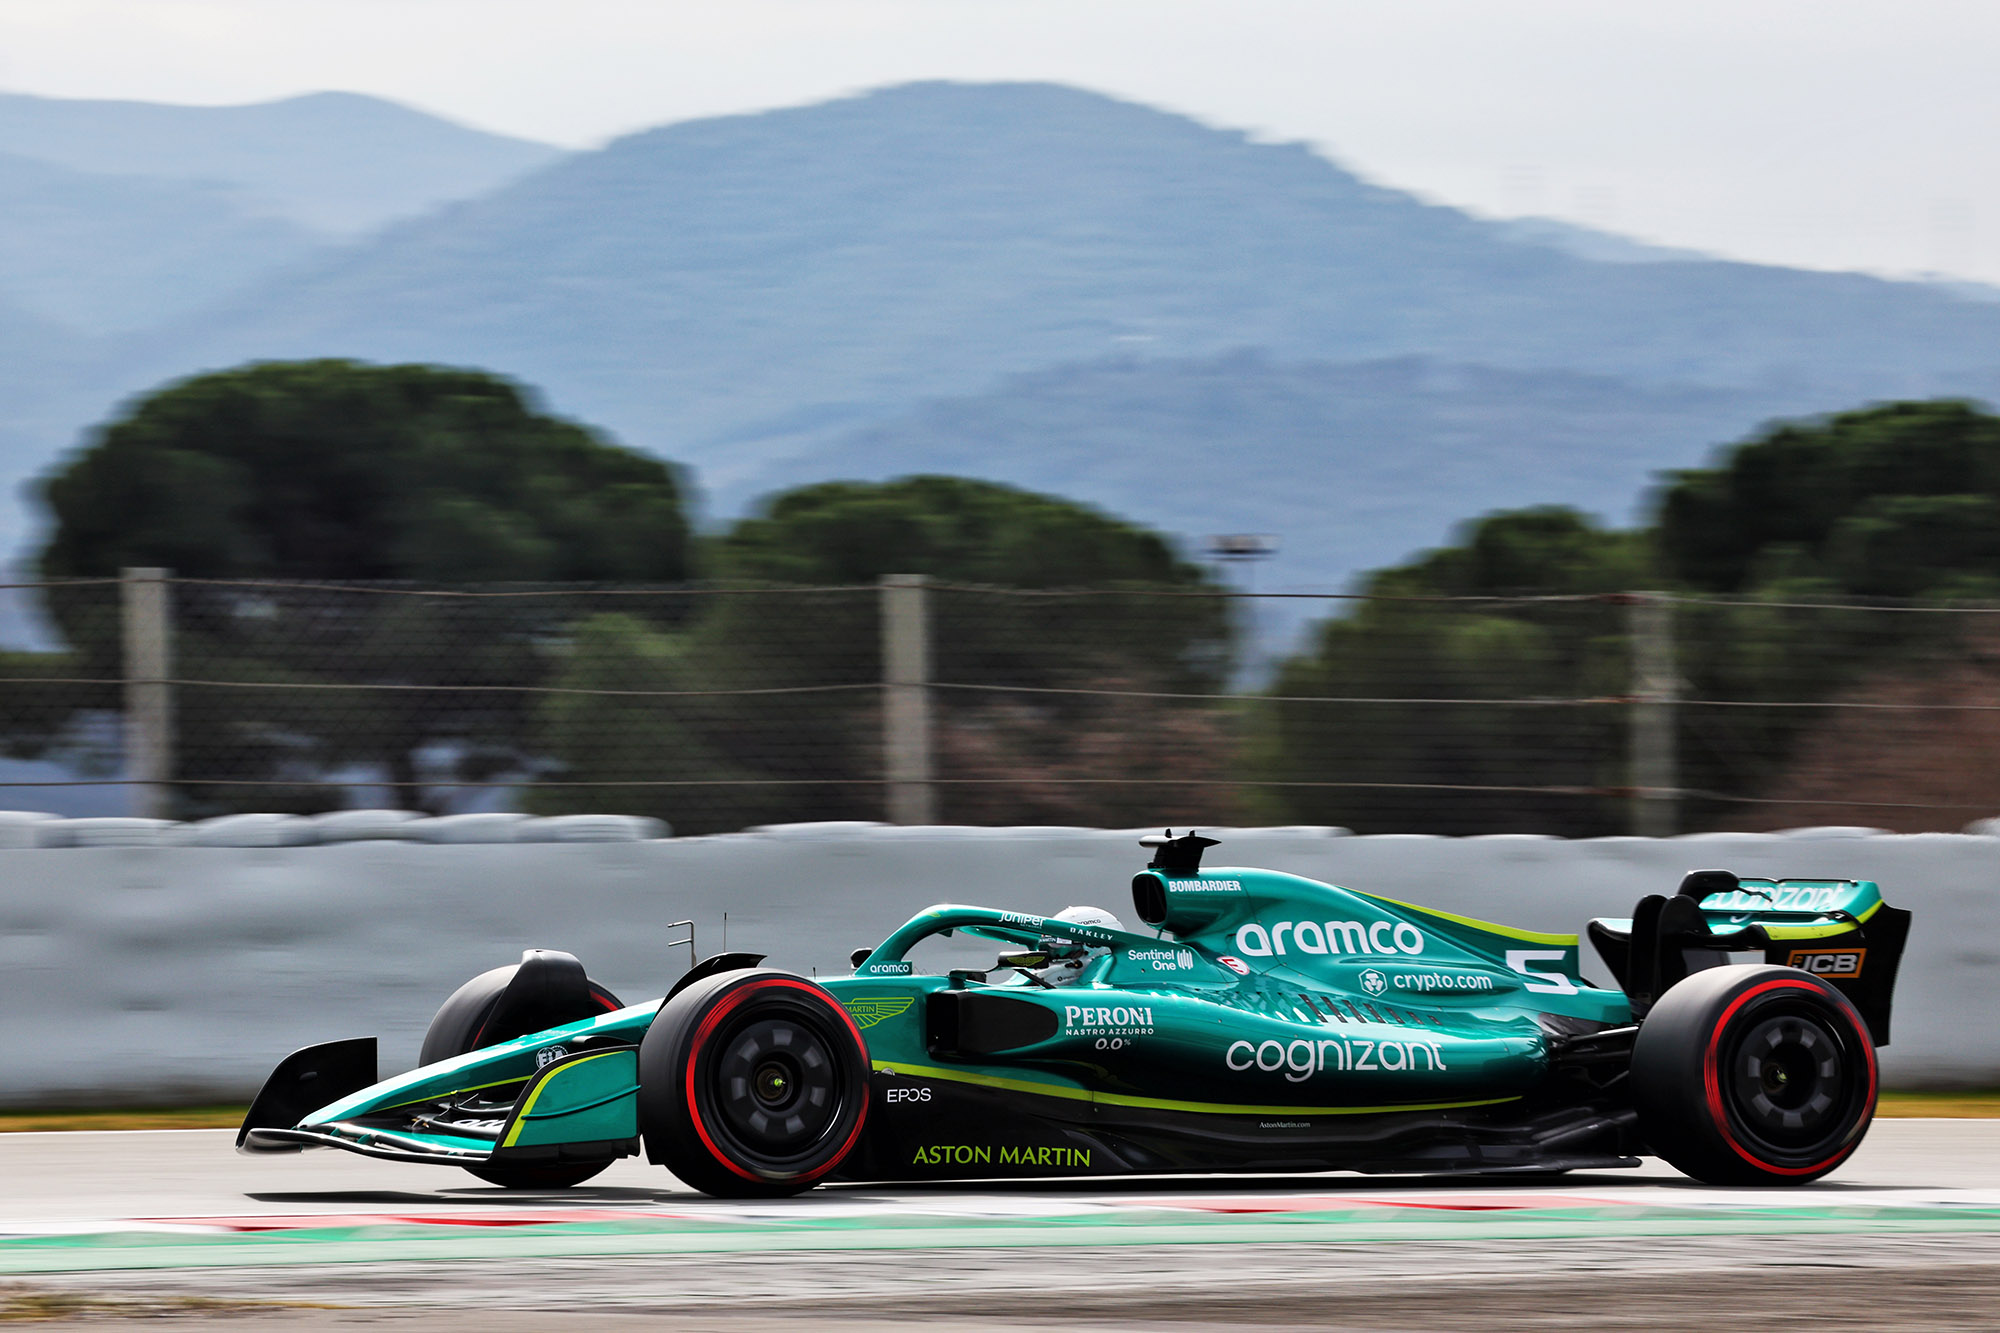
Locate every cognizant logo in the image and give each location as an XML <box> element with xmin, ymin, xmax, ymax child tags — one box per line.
<box><xmin>1225</xmin><ymin>1037</ymin><xmax>1447</xmax><ymax>1081</ymax></box>
<box><xmin>1234</xmin><ymin>920</ymin><xmax>1425</xmax><ymax>957</ymax></box>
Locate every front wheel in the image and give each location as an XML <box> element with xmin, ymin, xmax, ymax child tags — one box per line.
<box><xmin>638</xmin><ymin>970</ymin><xmax>870</xmax><ymax>1198</ymax></box>
<box><xmin>1632</xmin><ymin>964</ymin><xmax>1877</xmax><ymax>1185</ymax></box>
<box><xmin>421</xmin><ymin>950</ymin><xmax>626</xmax><ymax>1190</ymax></box>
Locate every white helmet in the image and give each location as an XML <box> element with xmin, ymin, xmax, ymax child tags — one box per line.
<box><xmin>1034</xmin><ymin>905</ymin><xmax>1125</xmax><ymax>987</ymax></box>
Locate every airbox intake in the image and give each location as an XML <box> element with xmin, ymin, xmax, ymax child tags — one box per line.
<box><xmin>1131</xmin><ymin>871</ymin><xmax>1244</xmax><ymax>935</ymax></box>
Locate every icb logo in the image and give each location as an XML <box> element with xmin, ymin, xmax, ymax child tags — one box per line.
<box><xmin>1359</xmin><ymin>969</ymin><xmax>1388</xmax><ymax>996</ymax></box>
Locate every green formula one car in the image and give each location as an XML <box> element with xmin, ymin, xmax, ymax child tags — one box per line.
<box><xmin>239</xmin><ymin>832</ymin><xmax>1910</xmax><ymax>1196</ymax></box>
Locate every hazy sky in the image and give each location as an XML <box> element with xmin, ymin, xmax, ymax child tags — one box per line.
<box><xmin>5</xmin><ymin>0</ymin><xmax>2000</xmax><ymax>283</ymax></box>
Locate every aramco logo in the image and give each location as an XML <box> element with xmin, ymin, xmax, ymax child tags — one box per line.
<box><xmin>1235</xmin><ymin>920</ymin><xmax>1427</xmax><ymax>957</ymax></box>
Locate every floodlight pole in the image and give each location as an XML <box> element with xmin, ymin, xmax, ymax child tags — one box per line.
<box><xmin>1206</xmin><ymin>534</ymin><xmax>1280</xmax><ymax>678</ymax></box>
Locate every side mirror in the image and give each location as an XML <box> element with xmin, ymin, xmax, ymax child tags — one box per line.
<box><xmin>1677</xmin><ymin>869</ymin><xmax>1740</xmax><ymax>900</ymax></box>
<box><xmin>850</xmin><ymin>947</ymin><xmax>872</xmax><ymax>968</ymax></box>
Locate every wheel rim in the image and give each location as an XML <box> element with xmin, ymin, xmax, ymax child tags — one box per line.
<box><xmin>1720</xmin><ymin>1000</ymin><xmax>1865</xmax><ymax>1163</ymax></box>
<box><xmin>698</xmin><ymin>999</ymin><xmax>856</xmax><ymax>1171</ymax></box>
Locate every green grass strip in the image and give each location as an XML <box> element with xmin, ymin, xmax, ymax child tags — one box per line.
<box><xmin>7</xmin><ymin>1202</ymin><xmax>2000</xmax><ymax>1274</ymax></box>
<box><xmin>0</xmin><ymin>1107</ymin><xmax>248</xmax><ymax>1133</ymax></box>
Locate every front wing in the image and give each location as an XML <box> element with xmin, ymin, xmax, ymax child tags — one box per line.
<box><xmin>238</xmin><ymin>1031</ymin><xmax>645</xmax><ymax>1170</ymax></box>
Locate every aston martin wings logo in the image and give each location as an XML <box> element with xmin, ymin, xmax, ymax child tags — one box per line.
<box><xmin>842</xmin><ymin>996</ymin><xmax>915</xmax><ymax>1029</ymax></box>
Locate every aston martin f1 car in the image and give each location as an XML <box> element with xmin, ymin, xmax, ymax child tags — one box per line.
<box><xmin>240</xmin><ymin>832</ymin><xmax>1910</xmax><ymax>1196</ymax></box>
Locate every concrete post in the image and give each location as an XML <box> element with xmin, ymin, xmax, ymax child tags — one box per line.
<box><xmin>881</xmin><ymin>574</ymin><xmax>935</xmax><ymax>825</ymax></box>
<box><xmin>1628</xmin><ymin>592</ymin><xmax>1679</xmax><ymax>837</ymax></box>
<box><xmin>121</xmin><ymin>567</ymin><xmax>173</xmax><ymax>820</ymax></box>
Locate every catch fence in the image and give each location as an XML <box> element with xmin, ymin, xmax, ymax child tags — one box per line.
<box><xmin>2</xmin><ymin>571</ymin><xmax>1997</xmax><ymax>836</ymax></box>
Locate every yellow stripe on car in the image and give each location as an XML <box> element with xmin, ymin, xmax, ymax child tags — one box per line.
<box><xmin>500</xmin><ymin>1051</ymin><xmax>624</xmax><ymax>1148</ymax></box>
<box><xmin>876</xmin><ymin>1060</ymin><xmax>1520</xmax><ymax>1118</ymax></box>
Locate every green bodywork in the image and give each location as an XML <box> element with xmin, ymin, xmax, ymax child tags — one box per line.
<box><xmin>836</xmin><ymin>869</ymin><xmax>1620</xmax><ymax>1118</ymax></box>
<box><xmin>293</xmin><ymin>1008</ymin><xmax>661</xmax><ymax>1163</ymax></box>
<box><xmin>252</xmin><ymin>867</ymin><xmax>1896</xmax><ymax>1178</ymax></box>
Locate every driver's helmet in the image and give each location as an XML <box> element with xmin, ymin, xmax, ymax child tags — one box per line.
<box><xmin>1033</xmin><ymin>905</ymin><xmax>1126</xmax><ymax>987</ymax></box>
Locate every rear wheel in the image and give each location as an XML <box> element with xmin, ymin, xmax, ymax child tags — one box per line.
<box><xmin>639</xmin><ymin>970</ymin><xmax>869</xmax><ymax>1198</ymax></box>
<box><xmin>422</xmin><ymin>953</ymin><xmax>625</xmax><ymax>1190</ymax></box>
<box><xmin>1632</xmin><ymin>964</ymin><xmax>1877</xmax><ymax>1185</ymax></box>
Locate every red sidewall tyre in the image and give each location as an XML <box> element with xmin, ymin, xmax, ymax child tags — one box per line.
<box><xmin>1632</xmin><ymin>964</ymin><xmax>1878</xmax><ymax>1185</ymax></box>
<box><xmin>639</xmin><ymin>970</ymin><xmax>870</xmax><ymax>1198</ymax></box>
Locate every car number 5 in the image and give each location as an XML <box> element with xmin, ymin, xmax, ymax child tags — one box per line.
<box><xmin>1506</xmin><ymin>949</ymin><xmax>1579</xmax><ymax>995</ymax></box>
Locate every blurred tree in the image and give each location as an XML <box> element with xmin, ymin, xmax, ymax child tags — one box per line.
<box><xmin>1249</xmin><ymin>507</ymin><xmax>1647</xmax><ymax>835</ymax></box>
<box><xmin>40</xmin><ymin>359</ymin><xmax>690</xmax><ymax>584</ymax></box>
<box><xmin>530</xmin><ymin>476</ymin><xmax>1237</xmax><ymax>831</ymax></box>
<box><xmin>1654</xmin><ymin>400</ymin><xmax>2000</xmax><ymax>827</ymax></box>
<box><xmin>527</xmin><ymin>612</ymin><xmax>816</xmax><ymax>832</ymax></box>
<box><xmin>32</xmin><ymin>359</ymin><xmax>693</xmax><ymax>813</ymax></box>
<box><xmin>1702</xmin><ymin>622</ymin><xmax>2000</xmax><ymax>832</ymax></box>
<box><xmin>715</xmin><ymin>475</ymin><xmax>1201</xmax><ymax>587</ymax></box>
<box><xmin>1259</xmin><ymin>402</ymin><xmax>2000</xmax><ymax>836</ymax></box>
<box><xmin>1657</xmin><ymin>400</ymin><xmax>2000</xmax><ymax>597</ymax></box>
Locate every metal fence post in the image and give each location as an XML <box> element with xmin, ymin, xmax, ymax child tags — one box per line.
<box><xmin>1628</xmin><ymin>591</ymin><xmax>1678</xmax><ymax>837</ymax></box>
<box><xmin>881</xmin><ymin>573</ymin><xmax>935</xmax><ymax>825</ymax></box>
<box><xmin>121</xmin><ymin>567</ymin><xmax>173</xmax><ymax>820</ymax></box>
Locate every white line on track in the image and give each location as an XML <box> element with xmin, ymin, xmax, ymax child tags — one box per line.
<box><xmin>5</xmin><ymin>1123</ymin><xmax>2000</xmax><ymax>1326</ymax></box>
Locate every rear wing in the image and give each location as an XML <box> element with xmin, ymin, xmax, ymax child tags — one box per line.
<box><xmin>1588</xmin><ymin>870</ymin><xmax>1911</xmax><ymax>1045</ymax></box>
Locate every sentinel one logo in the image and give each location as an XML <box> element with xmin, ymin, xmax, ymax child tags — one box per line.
<box><xmin>1235</xmin><ymin>919</ymin><xmax>1426</xmax><ymax>957</ymax></box>
<box><xmin>1128</xmin><ymin>947</ymin><xmax>1196</xmax><ymax>971</ymax></box>
<box><xmin>1226</xmin><ymin>1037</ymin><xmax>1447</xmax><ymax>1081</ymax></box>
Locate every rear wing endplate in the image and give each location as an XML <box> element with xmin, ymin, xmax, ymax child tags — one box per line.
<box><xmin>1589</xmin><ymin>871</ymin><xmax>1911</xmax><ymax>1044</ymax></box>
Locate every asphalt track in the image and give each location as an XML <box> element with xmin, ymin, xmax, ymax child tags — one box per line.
<box><xmin>7</xmin><ymin>1122</ymin><xmax>2000</xmax><ymax>1328</ymax></box>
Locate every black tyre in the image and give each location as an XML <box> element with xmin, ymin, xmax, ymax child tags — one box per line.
<box><xmin>419</xmin><ymin>958</ymin><xmax>624</xmax><ymax>1067</ymax></box>
<box><xmin>1632</xmin><ymin>964</ymin><xmax>1877</xmax><ymax>1185</ymax></box>
<box><xmin>639</xmin><ymin>969</ymin><xmax>870</xmax><ymax>1198</ymax></box>
<box><xmin>422</xmin><ymin>953</ymin><xmax>625</xmax><ymax>1190</ymax></box>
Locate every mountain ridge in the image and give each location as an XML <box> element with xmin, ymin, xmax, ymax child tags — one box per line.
<box><xmin>756</xmin><ymin>348</ymin><xmax>1827</xmax><ymax>601</ymax></box>
<box><xmin>115</xmin><ymin>84</ymin><xmax>2000</xmax><ymax>415</ymax></box>
<box><xmin>11</xmin><ymin>80</ymin><xmax>2000</xmax><ymax>590</ymax></box>
<box><xmin>0</xmin><ymin>88</ymin><xmax>565</xmax><ymax>236</ymax></box>
<box><xmin>0</xmin><ymin>149</ymin><xmax>326</xmax><ymax>333</ymax></box>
